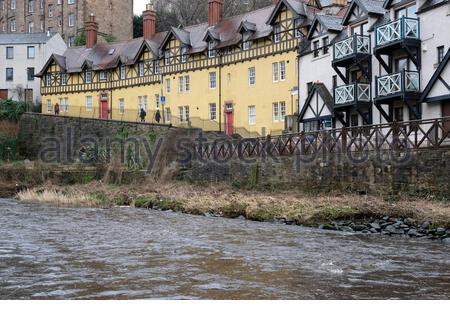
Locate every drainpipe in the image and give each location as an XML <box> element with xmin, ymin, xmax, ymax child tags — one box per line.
<box><xmin>219</xmin><ymin>55</ymin><xmax>222</xmax><ymax>133</ymax></box>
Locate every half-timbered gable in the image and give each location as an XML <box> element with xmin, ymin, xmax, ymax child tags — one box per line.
<box><xmin>299</xmin><ymin>83</ymin><xmax>336</xmax><ymax>131</ymax></box>
<box><xmin>421</xmin><ymin>49</ymin><xmax>450</xmax><ymax>104</ymax></box>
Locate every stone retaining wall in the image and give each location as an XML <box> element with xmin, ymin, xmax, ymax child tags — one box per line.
<box><xmin>178</xmin><ymin>148</ymin><xmax>450</xmax><ymax>198</ymax></box>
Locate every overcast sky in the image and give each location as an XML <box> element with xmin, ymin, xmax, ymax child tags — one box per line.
<box><xmin>134</xmin><ymin>0</ymin><xmax>148</xmax><ymax>15</ymax></box>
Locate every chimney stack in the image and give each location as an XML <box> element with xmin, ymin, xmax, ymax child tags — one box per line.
<box><xmin>208</xmin><ymin>0</ymin><xmax>224</xmax><ymax>26</ymax></box>
<box><xmin>143</xmin><ymin>2</ymin><xmax>157</xmax><ymax>39</ymax></box>
<box><xmin>85</xmin><ymin>13</ymin><xmax>98</xmax><ymax>49</ymax></box>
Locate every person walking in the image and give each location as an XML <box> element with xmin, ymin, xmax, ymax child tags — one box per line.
<box><xmin>155</xmin><ymin>109</ymin><xmax>161</xmax><ymax>124</ymax></box>
<box><xmin>54</xmin><ymin>103</ymin><xmax>60</xmax><ymax>115</ymax></box>
<box><xmin>139</xmin><ymin>108</ymin><xmax>147</xmax><ymax>122</ymax></box>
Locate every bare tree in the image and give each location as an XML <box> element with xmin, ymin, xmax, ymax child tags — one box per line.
<box><xmin>151</xmin><ymin>0</ymin><xmax>274</xmax><ymax>32</ymax></box>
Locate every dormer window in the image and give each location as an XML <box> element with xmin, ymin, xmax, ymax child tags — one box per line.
<box><xmin>139</xmin><ymin>63</ymin><xmax>144</xmax><ymax>77</ymax></box>
<box><xmin>243</xmin><ymin>40</ymin><xmax>251</xmax><ymax>51</ymax></box>
<box><xmin>46</xmin><ymin>74</ymin><xmax>52</xmax><ymax>87</ymax></box>
<box><xmin>61</xmin><ymin>72</ymin><xmax>67</xmax><ymax>85</ymax></box>
<box><xmin>181</xmin><ymin>47</ymin><xmax>188</xmax><ymax>63</ymax></box>
<box><xmin>208</xmin><ymin>41</ymin><xmax>216</xmax><ymax>58</ymax></box>
<box><xmin>99</xmin><ymin>71</ymin><xmax>107</xmax><ymax>81</ymax></box>
<box><xmin>85</xmin><ymin>70</ymin><xmax>92</xmax><ymax>83</ymax></box>
<box><xmin>273</xmin><ymin>24</ymin><xmax>281</xmax><ymax>43</ymax></box>
<box><xmin>164</xmin><ymin>50</ymin><xmax>171</xmax><ymax>65</ymax></box>
<box><xmin>294</xmin><ymin>19</ymin><xmax>302</xmax><ymax>38</ymax></box>
<box><xmin>120</xmin><ymin>65</ymin><xmax>126</xmax><ymax>80</ymax></box>
<box><xmin>153</xmin><ymin>60</ymin><xmax>160</xmax><ymax>74</ymax></box>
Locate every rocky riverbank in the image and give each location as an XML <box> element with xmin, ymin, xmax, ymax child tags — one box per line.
<box><xmin>13</xmin><ymin>180</ymin><xmax>450</xmax><ymax>242</ymax></box>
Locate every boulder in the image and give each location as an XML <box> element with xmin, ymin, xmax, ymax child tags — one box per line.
<box><xmin>370</xmin><ymin>223</ymin><xmax>381</xmax><ymax>231</ymax></box>
<box><xmin>352</xmin><ymin>225</ymin><xmax>367</xmax><ymax>232</ymax></box>
<box><xmin>385</xmin><ymin>225</ymin><xmax>405</xmax><ymax>235</ymax></box>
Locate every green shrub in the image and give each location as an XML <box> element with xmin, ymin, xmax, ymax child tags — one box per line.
<box><xmin>0</xmin><ymin>100</ymin><xmax>27</xmax><ymax>121</ymax></box>
<box><xmin>0</xmin><ymin>134</ymin><xmax>18</xmax><ymax>161</ymax></box>
<box><xmin>134</xmin><ymin>195</ymin><xmax>159</xmax><ymax>208</ymax></box>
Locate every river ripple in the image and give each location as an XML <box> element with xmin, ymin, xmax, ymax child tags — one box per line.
<box><xmin>0</xmin><ymin>198</ymin><xmax>449</xmax><ymax>299</ymax></box>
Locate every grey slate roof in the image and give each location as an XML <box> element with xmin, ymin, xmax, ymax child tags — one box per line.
<box><xmin>317</xmin><ymin>15</ymin><xmax>344</xmax><ymax>32</ymax></box>
<box><xmin>0</xmin><ymin>32</ymin><xmax>57</xmax><ymax>45</ymax></box>
<box><xmin>359</xmin><ymin>0</ymin><xmax>386</xmax><ymax>14</ymax></box>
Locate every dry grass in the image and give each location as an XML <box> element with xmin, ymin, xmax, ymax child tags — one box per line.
<box><xmin>16</xmin><ymin>181</ymin><xmax>450</xmax><ymax>227</ymax></box>
<box><xmin>18</xmin><ymin>189</ymin><xmax>95</xmax><ymax>207</ymax></box>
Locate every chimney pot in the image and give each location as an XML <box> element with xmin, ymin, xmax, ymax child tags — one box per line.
<box><xmin>85</xmin><ymin>13</ymin><xmax>98</xmax><ymax>48</ymax></box>
<box><xmin>208</xmin><ymin>0</ymin><xmax>224</xmax><ymax>26</ymax></box>
<box><xmin>143</xmin><ymin>1</ymin><xmax>157</xmax><ymax>39</ymax></box>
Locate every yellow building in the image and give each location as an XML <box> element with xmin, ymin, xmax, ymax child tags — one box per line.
<box><xmin>37</xmin><ymin>0</ymin><xmax>346</xmax><ymax>137</ymax></box>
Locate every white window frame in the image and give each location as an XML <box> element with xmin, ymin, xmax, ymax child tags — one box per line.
<box><xmin>166</xmin><ymin>78</ymin><xmax>171</xmax><ymax>93</ymax></box>
<box><xmin>273</xmin><ymin>102</ymin><xmax>279</xmax><ymax>122</ymax></box>
<box><xmin>273</xmin><ymin>62</ymin><xmax>279</xmax><ymax>82</ymax></box>
<box><xmin>64</xmin><ymin>97</ymin><xmax>69</xmax><ymax>112</ymax></box>
<box><xmin>119</xmin><ymin>98</ymin><xmax>125</xmax><ymax>114</ymax></box>
<box><xmin>47</xmin><ymin>99</ymin><xmax>52</xmax><ymax>113</ymax></box>
<box><xmin>46</xmin><ymin>74</ymin><xmax>52</xmax><ymax>86</ymax></box>
<box><xmin>181</xmin><ymin>47</ymin><xmax>188</xmax><ymax>63</ymax></box>
<box><xmin>248</xmin><ymin>105</ymin><xmax>256</xmax><ymax>125</ymax></box>
<box><xmin>185</xmin><ymin>106</ymin><xmax>190</xmax><ymax>122</ymax></box>
<box><xmin>61</xmin><ymin>73</ymin><xmax>67</xmax><ymax>85</ymax></box>
<box><xmin>99</xmin><ymin>71</ymin><xmax>107</xmax><ymax>81</ymax></box>
<box><xmin>184</xmin><ymin>75</ymin><xmax>190</xmax><ymax>92</ymax></box>
<box><xmin>178</xmin><ymin>106</ymin><xmax>184</xmax><ymax>123</ymax></box>
<box><xmin>138</xmin><ymin>62</ymin><xmax>144</xmax><ymax>77</ymax></box>
<box><xmin>209</xmin><ymin>72</ymin><xmax>216</xmax><ymax>89</ymax></box>
<box><xmin>164</xmin><ymin>50</ymin><xmax>171</xmax><ymax>65</ymax></box>
<box><xmin>86</xmin><ymin>96</ymin><xmax>93</xmax><ymax>112</ymax></box>
<box><xmin>273</xmin><ymin>24</ymin><xmax>281</xmax><ymax>43</ymax></box>
<box><xmin>27</xmin><ymin>46</ymin><xmax>35</xmax><ymax>59</ymax></box>
<box><xmin>280</xmin><ymin>61</ymin><xmax>286</xmax><ymax>81</ymax></box>
<box><xmin>280</xmin><ymin>101</ymin><xmax>286</xmax><ymax>122</ymax></box>
<box><xmin>138</xmin><ymin>96</ymin><xmax>143</xmax><ymax>112</ymax></box>
<box><xmin>208</xmin><ymin>41</ymin><xmax>216</xmax><ymax>58</ymax></box>
<box><xmin>120</xmin><ymin>65</ymin><xmax>126</xmax><ymax>80</ymax></box>
<box><xmin>85</xmin><ymin>70</ymin><xmax>92</xmax><ymax>84</ymax></box>
<box><xmin>209</xmin><ymin>103</ymin><xmax>216</xmax><ymax>121</ymax></box>
<box><xmin>178</xmin><ymin>76</ymin><xmax>184</xmax><ymax>93</ymax></box>
<box><xmin>68</xmin><ymin>13</ymin><xmax>75</xmax><ymax>27</ymax></box>
<box><xmin>248</xmin><ymin>67</ymin><xmax>256</xmax><ymax>87</ymax></box>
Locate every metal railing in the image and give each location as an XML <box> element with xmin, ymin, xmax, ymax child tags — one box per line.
<box><xmin>196</xmin><ymin>117</ymin><xmax>450</xmax><ymax>160</ymax></box>
<box><xmin>376</xmin><ymin>70</ymin><xmax>420</xmax><ymax>98</ymax></box>
<box><xmin>375</xmin><ymin>17</ymin><xmax>420</xmax><ymax>47</ymax></box>
<box><xmin>333</xmin><ymin>34</ymin><xmax>371</xmax><ymax>61</ymax></box>
<box><xmin>334</xmin><ymin>83</ymin><xmax>371</xmax><ymax>106</ymax></box>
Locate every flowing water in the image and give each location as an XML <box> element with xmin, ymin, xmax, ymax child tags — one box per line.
<box><xmin>0</xmin><ymin>198</ymin><xmax>449</xmax><ymax>300</ymax></box>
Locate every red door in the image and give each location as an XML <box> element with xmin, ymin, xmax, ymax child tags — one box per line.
<box><xmin>226</xmin><ymin>111</ymin><xmax>234</xmax><ymax>135</ymax></box>
<box><xmin>101</xmin><ymin>100</ymin><xmax>108</xmax><ymax>119</ymax></box>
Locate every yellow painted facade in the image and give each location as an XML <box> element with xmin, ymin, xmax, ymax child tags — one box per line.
<box><xmin>40</xmin><ymin>5</ymin><xmax>303</xmax><ymax>137</ymax></box>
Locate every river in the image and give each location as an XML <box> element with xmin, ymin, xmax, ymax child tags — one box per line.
<box><xmin>0</xmin><ymin>198</ymin><xmax>449</xmax><ymax>299</ymax></box>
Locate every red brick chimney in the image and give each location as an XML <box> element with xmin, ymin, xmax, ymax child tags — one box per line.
<box><xmin>85</xmin><ymin>13</ymin><xmax>98</xmax><ymax>49</ymax></box>
<box><xmin>143</xmin><ymin>2</ymin><xmax>156</xmax><ymax>39</ymax></box>
<box><xmin>208</xmin><ymin>0</ymin><xmax>224</xmax><ymax>26</ymax></box>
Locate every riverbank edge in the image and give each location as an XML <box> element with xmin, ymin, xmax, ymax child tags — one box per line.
<box><xmin>13</xmin><ymin>181</ymin><xmax>450</xmax><ymax>242</ymax></box>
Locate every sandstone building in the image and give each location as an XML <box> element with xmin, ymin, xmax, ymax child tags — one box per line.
<box><xmin>0</xmin><ymin>0</ymin><xmax>133</xmax><ymax>47</ymax></box>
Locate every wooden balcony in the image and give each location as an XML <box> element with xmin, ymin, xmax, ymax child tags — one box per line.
<box><xmin>374</xmin><ymin>17</ymin><xmax>421</xmax><ymax>55</ymax></box>
<box><xmin>375</xmin><ymin>70</ymin><xmax>420</xmax><ymax>103</ymax></box>
<box><xmin>332</xmin><ymin>34</ymin><xmax>371</xmax><ymax>68</ymax></box>
<box><xmin>334</xmin><ymin>83</ymin><xmax>371</xmax><ymax>110</ymax></box>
